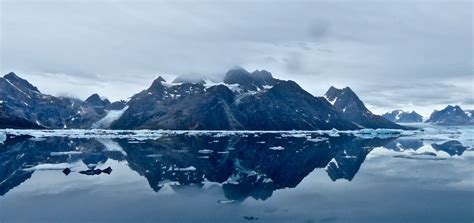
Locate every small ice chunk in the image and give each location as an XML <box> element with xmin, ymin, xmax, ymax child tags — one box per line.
<box><xmin>23</xmin><ymin>163</ymin><xmax>74</xmax><ymax>171</ymax></box>
<box><xmin>217</xmin><ymin>200</ymin><xmax>237</xmax><ymax>204</ymax></box>
<box><xmin>306</xmin><ymin>137</ymin><xmax>328</xmax><ymax>142</ymax></box>
<box><xmin>269</xmin><ymin>146</ymin><xmax>285</xmax><ymax>150</ymax></box>
<box><xmin>50</xmin><ymin>151</ymin><xmax>82</xmax><ymax>156</ymax></box>
<box><xmin>176</xmin><ymin>166</ymin><xmax>197</xmax><ymax>171</ymax></box>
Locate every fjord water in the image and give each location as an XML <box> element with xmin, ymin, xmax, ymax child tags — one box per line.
<box><xmin>0</xmin><ymin>125</ymin><xmax>473</xmax><ymax>223</ymax></box>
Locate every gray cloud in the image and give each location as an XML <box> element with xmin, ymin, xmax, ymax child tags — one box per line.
<box><xmin>0</xmin><ymin>0</ymin><xmax>472</xmax><ymax>114</ymax></box>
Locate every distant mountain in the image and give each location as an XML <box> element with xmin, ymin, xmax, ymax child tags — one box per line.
<box><xmin>426</xmin><ymin>105</ymin><xmax>473</xmax><ymax>125</ymax></box>
<box><xmin>324</xmin><ymin>86</ymin><xmax>409</xmax><ymax>129</ymax></box>
<box><xmin>84</xmin><ymin>93</ymin><xmax>111</xmax><ymax>107</ymax></box>
<box><xmin>382</xmin><ymin>110</ymin><xmax>423</xmax><ymax>123</ymax></box>
<box><xmin>112</xmin><ymin>68</ymin><xmax>358</xmax><ymax>130</ymax></box>
<box><xmin>0</xmin><ymin>72</ymin><xmax>123</xmax><ymax>129</ymax></box>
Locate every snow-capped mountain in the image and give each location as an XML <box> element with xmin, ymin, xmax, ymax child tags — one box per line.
<box><xmin>1</xmin><ymin>69</ymin><xmax>423</xmax><ymax>130</ymax></box>
<box><xmin>0</xmin><ymin>72</ymin><xmax>124</xmax><ymax>129</ymax></box>
<box><xmin>426</xmin><ymin>105</ymin><xmax>473</xmax><ymax>125</ymax></box>
<box><xmin>111</xmin><ymin>68</ymin><xmax>358</xmax><ymax>130</ymax></box>
<box><xmin>324</xmin><ymin>86</ymin><xmax>409</xmax><ymax>129</ymax></box>
<box><xmin>382</xmin><ymin>110</ymin><xmax>423</xmax><ymax>123</ymax></box>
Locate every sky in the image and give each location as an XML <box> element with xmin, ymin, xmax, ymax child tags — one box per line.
<box><xmin>0</xmin><ymin>0</ymin><xmax>472</xmax><ymax>116</ymax></box>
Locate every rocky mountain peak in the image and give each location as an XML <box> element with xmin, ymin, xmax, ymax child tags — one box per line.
<box><xmin>148</xmin><ymin>76</ymin><xmax>167</xmax><ymax>93</ymax></box>
<box><xmin>3</xmin><ymin>72</ymin><xmax>40</xmax><ymax>93</ymax></box>
<box><xmin>382</xmin><ymin>110</ymin><xmax>423</xmax><ymax>123</ymax></box>
<box><xmin>85</xmin><ymin>93</ymin><xmax>111</xmax><ymax>107</ymax></box>
<box><xmin>427</xmin><ymin>105</ymin><xmax>472</xmax><ymax>125</ymax></box>
<box><xmin>325</xmin><ymin>86</ymin><xmax>408</xmax><ymax>129</ymax></box>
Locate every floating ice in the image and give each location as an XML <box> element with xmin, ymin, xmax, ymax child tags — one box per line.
<box><xmin>50</xmin><ymin>151</ymin><xmax>82</xmax><ymax>156</ymax></box>
<box><xmin>269</xmin><ymin>146</ymin><xmax>285</xmax><ymax>150</ymax></box>
<box><xmin>0</xmin><ymin>125</ymin><xmax>466</xmax><ymax>142</ymax></box>
<box><xmin>306</xmin><ymin>137</ymin><xmax>328</xmax><ymax>142</ymax></box>
<box><xmin>198</xmin><ymin>149</ymin><xmax>213</xmax><ymax>154</ymax></box>
<box><xmin>176</xmin><ymin>166</ymin><xmax>197</xmax><ymax>171</ymax></box>
<box><xmin>23</xmin><ymin>163</ymin><xmax>76</xmax><ymax>171</ymax></box>
<box><xmin>217</xmin><ymin>200</ymin><xmax>237</xmax><ymax>204</ymax></box>
<box><xmin>0</xmin><ymin>131</ymin><xmax>6</xmax><ymax>144</ymax></box>
<box><xmin>354</xmin><ymin>129</ymin><xmax>403</xmax><ymax>138</ymax></box>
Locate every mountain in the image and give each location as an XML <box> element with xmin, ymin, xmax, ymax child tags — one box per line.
<box><xmin>464</xmin><ymin>110</ymin><xmax>474</xmax><ymax>120</ymax></box>
<box><xmin>382</xmin><ymin>110</ymin><xmax>423</xmax><ymax>123</ymax></box>
<box><xmin>111</xmin><ymin>69</ymin><xmax>359</xmax><ymax>130</ymax></box>
<box><xmin>426</xmin><ymin>105</ymin><xmax>472</xmax><ymax>125</ymax></box>
<box><xmin>84</xmin><ymin>94</ymin><xmax>111</xmax><ymax>107</ymax></box>
<box><xmin>1</xmin><ymin>70</ymin><xmax>413</xmax><ymax>130</ymax></box>
<box><xmin>172</xmin><ymin>74</ymin><xmax>207</xmax><ymax>84</ymax></box>
<box><xmin>324</xmin><ymin>86</ymin><xmax>409</xmax><ymax>129</ymax></box>
<box><xmin>0</xmin><ymin>72</ymin><xmax>122</xmax><ymax>129</ymax></box>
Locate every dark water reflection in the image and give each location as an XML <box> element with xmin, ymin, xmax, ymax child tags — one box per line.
<box><xmin>0</xmin><ymin>132</ymin><xmax>473</xmax><ymax>223</ymax></box>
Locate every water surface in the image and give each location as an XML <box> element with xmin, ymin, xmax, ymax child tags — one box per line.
<box><xmin>0</xmin><ymin>125</ymin><xmax>473</xmax><ymax>223</ymax></box>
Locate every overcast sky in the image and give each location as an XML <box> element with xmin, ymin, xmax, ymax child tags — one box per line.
<box><xmin>0</xmin><ymin>0</ymin><xmax>472</xmax><ymax>116</ymax></box>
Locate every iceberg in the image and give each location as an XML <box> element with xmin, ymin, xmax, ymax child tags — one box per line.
<box><xmin>269</xmin><ymin>146</ymin><xmax>285</xmax><ymax>150</ymax></box>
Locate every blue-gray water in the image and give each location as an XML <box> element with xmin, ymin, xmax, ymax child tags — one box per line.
<box><xmin>0</xmin><ymin>125</ymin><xmax>473</xmax><ymax>223</ymax></box>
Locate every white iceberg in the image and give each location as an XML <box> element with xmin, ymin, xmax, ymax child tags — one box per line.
<box><xmin>269</xmin><ymin>146</ymin><xmax>285</xmax><ymax>150</ymax></box>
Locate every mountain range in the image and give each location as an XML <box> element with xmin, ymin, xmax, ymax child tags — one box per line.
<box><xmin>426</xmin><ymin>105</ymin><xmax>474</xmax><ymax>125</ymax></box>
<box><xmin>0</xmin><ymin>69</ymin><xmax>470</xmax><ymax>129</ymax></box>
<box><xmin>382</xmin><ymin>110</ymin><xmax>423</xmax><ymax>123</ymax></box>
<box><xmin>382</xmin><ymin>106</ymin><xmax>474</xmax><ymax>125</ymax></box>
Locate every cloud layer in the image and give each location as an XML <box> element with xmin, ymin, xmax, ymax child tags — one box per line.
<box><xmin>1</xmin><ymin>0</ymin><xmax>472</xmax><ymax>115</ymax></box>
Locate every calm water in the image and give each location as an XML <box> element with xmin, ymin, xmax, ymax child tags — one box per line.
<box><xmin>0</xmin><ymin>125</ymin><xmax>473</xmax><ymax>223</ymax></box>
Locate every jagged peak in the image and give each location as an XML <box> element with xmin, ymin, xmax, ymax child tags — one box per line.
<box><xmin>328</xmin><ymin>85</ymin><xmax>338</xmax><ymax>91</ymax></box>
<box><xmin>4</xmin><ymin>72</ymin><xmax>19</xmax><ymax>79</ymax></box>
<box><xmin>85</xmin><ymin>93</ymin><xmax>110</xmax><ymax>106</ymax></box>
<box><xmin>443</xmin><ymin>105</ymin><xmax>462</xmax><ymax>111</ymax></box>
<box><xmin>251</xmin><ymin>69</ymin><xmax>273</xmax><ymax>78</ymax></box>
<box><xmin>85</xmin><ymin>93</ymin><xmax>102</xmax><ymax>101</ymax></box>
<box><xmin>325</xmin><ymin>86</ymin><xmax>357</xmax><ymax>99</ymax></box>
<box><xmin>3</xmin><ymin>72</ymin><xmax>40</xmax><ymax>93</ymax></box>
<box><xmin>148</xmin><ymin>76</ymin><xmax>167</xmax><ymax>91</ymax></box>
<box><xmin>156</xmin><ymin>76</ymin><xmax>166</xmax><ymax>82</ymax></box>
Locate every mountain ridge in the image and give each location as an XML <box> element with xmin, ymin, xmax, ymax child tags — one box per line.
<box><xmin>0</xmin><ymin>70</ymin><xmax>426</xmax><ymax>130</ymax></box>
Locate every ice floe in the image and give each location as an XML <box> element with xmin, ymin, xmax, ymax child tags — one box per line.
<box><xmin>23</xmin><ymin>163</ymin><xmax>77</xmax><ymax>171</ymax></box>
<box><xmin>269</xmin><ymin>146</ymin><xmax>285</xmax><ymax>150</ymax></box>
<box><xmin>50</xmin><ymin>151</ymin><xmax>83</xmax><ymax>156</ymax></box>
<box><xmin>198</xmin><ymin>149</ymin><xmax>214</xmax><ymax>154</ymax></box>
<box><xmin>0</xmin><ymin>131</ymin><xmax>6</xmax><ymax>144</ymax></box>
<box><xmin>0</xmin><ymin>124</ymin><xmax>469</xmax><ymax>143</ymax></box>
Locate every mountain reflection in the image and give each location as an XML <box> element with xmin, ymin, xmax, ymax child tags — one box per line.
<box><xmin>0</xmin><ymin>133</ymin><xmax>470</xmax><ymax>201</ymax></box>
